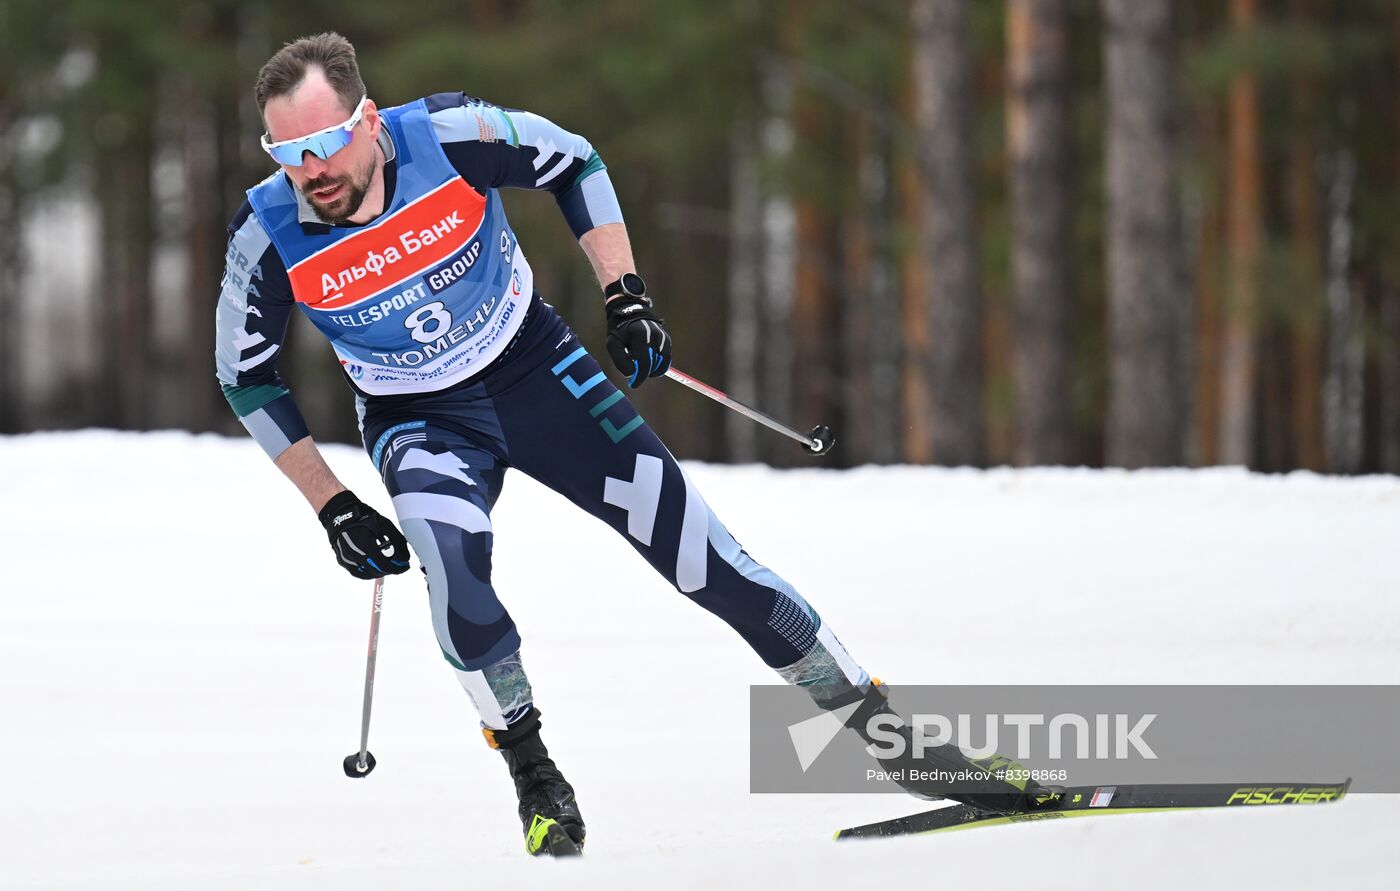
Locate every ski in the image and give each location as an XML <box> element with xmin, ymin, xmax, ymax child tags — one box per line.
<box><xmin>834</xmin><ymin>778</ymin><xmax>1351</xmax><ymax>840</ymax></box>
<box><xmin>525</xmin><ymin>814</ymin><xmax>584</xmax><ymax>857</ymax></box>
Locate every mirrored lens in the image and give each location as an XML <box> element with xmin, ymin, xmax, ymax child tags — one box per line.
<box><xmin>263</xmin><ymin>127</ymin><xmax>355</xmax><ymax>166</ymax></box>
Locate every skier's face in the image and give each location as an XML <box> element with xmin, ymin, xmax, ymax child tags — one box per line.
<box><xmin>262</xmin><ymin>71</ymin><xmax>380</xmax><ymax>224</ymax></box>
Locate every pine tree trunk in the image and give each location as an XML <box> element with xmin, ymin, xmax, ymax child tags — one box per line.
<box><xmin>759</xmin><ymin>57</ymin><xmax>796</xmax><ymax>466</ymax></box>
<box><xmin>841</xmin><ymin>123</ymin><xmax>875</xmax><ymax>463</ymax></box>
<box><xmin>1288</xmin><ymin>0</ymin><xmax>1326</xmax><ymax>471</ymax></box>
<box><xmin>866</xmin><ymin>129</ymin><xmax>902</xmax><ymax>465</ymax></box>
<box><xmin>182</xmin><ymin>87</ymin><xmax>219</xmax><ymax>433</ymax></box>
<box><xmin>1189</xmin><ymin>101</ymin><xmax>1223</xmax><ymax>466</ymax></box>
<box><xmin>839</xmin><ymin>120</ymin><xmax>900</xmax><ymax>465</ymax></box>
<box><xmin>791</xmin><ymin>87</ymin><xmax>838</xmax><ymax>458</ymax></box>
<box><xmin>898</xmin><ymin>124</ymin><xmax>934</xmax><ymax>464</ymax></box>
<box><xmin>1323</xmin><ymin>150</ymin><xmax>1363</xmax><ymax>473</ymax></box>
<box><xmin>0</xmin><ymin>100</ymin><xmax>19</xmax><ymax>432</ymax></box>
<box><xmin>94</xmin><ymin>157</ymin><xmax>122</xmax><ymax>428</ymax></box>
<box><xmin>1218</xmin><ymin>0</ymin><xmax>1262</xmax><ymax>467</ymax></box>
<box><xmin>910</xmin><ymin>0</ymin><xmax>984</xmax><ymax>466</ymax></box>
<box><xmin>1381</xmin><ymin>287</ymin><xmax>1400</xmax><ymax>473</ymax></box>
<box><xmin>1102</xmin><ymin>0</ymin><xmax>1185</xmax><ymax>467</ymax></box>
<box><xmin>726</xmin><ymin>127</ymin><xmax>762</xmax><ymax>463</ymax></box>
<box><xmin>94</xmin><ymin>117</ymin><xmax>156</xmax><ymax>431</ymax></box>
<box><xmin>1007</xmin><ymin>0</ymin><xmax>1073</xmax><ymax>466</ymax></box>
<box><xmin>118</xmin><ymin>119</ymin><xmax>156</xmax><ymax>430</ymax></box>
<box><xmin>898</xmin><ymin>21</ymin><xmax>933</xmax><ymax>464</ymax></box>
<box><xmin>1386</xmin><ymin>16</ymin><xmax>1400</xmax><ymax>473</ymax></box>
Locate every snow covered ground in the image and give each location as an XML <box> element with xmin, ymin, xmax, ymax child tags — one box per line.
<box><xmin>3</xmin><ymin>431</ymin><xmax>1398</xmax><ymax>889</ymax></box>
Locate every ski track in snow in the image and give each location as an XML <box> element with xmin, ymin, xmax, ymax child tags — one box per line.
<box><xmin>3</xmin><ymin>431</ymin><xmax>1397</xmax><ymax>889</ymax></box>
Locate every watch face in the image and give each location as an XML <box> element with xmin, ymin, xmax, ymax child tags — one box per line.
<box><xmin>621</xmin><ymin>272</ymin><xmax>646</xmax><ymax>299</ymax></box>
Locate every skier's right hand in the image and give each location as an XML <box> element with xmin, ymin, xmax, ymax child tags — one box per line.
<box><xmin>316</xmin><ymin>490</ymin><xmax>411</xmax><ymax>579</ymax></box>
<box><xmin>605</xmin><ymin>294</ymin><xmax>672</xmax><ymax>388</ymax></box>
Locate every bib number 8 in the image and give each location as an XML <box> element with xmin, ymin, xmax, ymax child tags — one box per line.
<box><xmin>405</xmin><ymin>302</ymin><xmax>452</xmax><ymax>343</ymax></box>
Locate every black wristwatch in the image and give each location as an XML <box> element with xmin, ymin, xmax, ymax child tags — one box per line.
<box><xmin>604</xmin><ymin>272</ymin><xmax>647</xmax><ymax>303</ymax></box>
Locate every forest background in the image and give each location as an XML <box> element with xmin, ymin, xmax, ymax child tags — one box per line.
<box><xmin>2</xmin><ymin>0</ymin><xmax>1397</xmax><ymax>472</ymax></box>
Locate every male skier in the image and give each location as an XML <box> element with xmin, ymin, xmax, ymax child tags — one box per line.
<box><xmin>216</xmin><ymin>33</ymin><xmax>1046</xmax><ymax>856</ymax></box>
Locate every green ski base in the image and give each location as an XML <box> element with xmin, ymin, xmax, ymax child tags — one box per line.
<box><xmin>834</xmin><ymin>779</ymin><xmax>1351</xmax><ymax>840</ymax></box>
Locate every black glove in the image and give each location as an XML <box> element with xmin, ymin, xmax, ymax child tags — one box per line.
<box><xmin>317</xmin><ymin>490</ymin><xmax>411</xmax><ymax>580</ymax></box>
<box><xmin>605</xmin><ymin>295</ymin><xmax>672</xmax><ymax>388</ymax></box>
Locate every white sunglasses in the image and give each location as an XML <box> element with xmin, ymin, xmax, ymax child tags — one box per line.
<box><xmin>260</xmin><ymin>94</ymin><xmax>369</xmax><ymax>166</ymax></box>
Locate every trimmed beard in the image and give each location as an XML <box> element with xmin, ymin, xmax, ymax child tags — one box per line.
<box><xmin>305</xmin><ymin>152</ymin><xmax>376</xmax><ymax>224</ymax></box>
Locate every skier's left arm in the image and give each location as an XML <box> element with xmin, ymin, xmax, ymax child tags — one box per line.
<box><xmin>429</xmin><ymin>93</ymin><xmax>672</xmax><ymax>385</ymax></box>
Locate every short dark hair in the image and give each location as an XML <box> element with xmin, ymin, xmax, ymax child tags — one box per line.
<box><xmin>255</xmin><ymin>32</ymin><xmax>366</xmax><ymax>117</ymax></box>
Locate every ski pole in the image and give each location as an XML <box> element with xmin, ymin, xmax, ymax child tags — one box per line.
<box><xmin>662</xmin><ymin>366</ymin><xmax>836</xmax><ymax>456</ymax></box>
<box><xmin>343</xmin><ymin>576</ymin><xmax>384</xmax><ymax>778</ymax></box>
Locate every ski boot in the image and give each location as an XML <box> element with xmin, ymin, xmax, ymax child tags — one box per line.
<box><xmin>813</xmin><ymin>678</ymin><xmax>1061</xmax><ymax>815</ymax></box>
<box><xmin>483</xmin><ymin>706</ymin><xmax>585</xmax><ymax>856</ymax></box>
